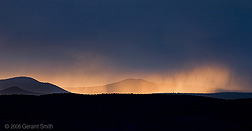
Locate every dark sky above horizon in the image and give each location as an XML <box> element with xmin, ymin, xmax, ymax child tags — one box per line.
<box><xmin>0</xmin><ymin>0</ymin><xmax>252</xmax><ymax>91</ymax></box>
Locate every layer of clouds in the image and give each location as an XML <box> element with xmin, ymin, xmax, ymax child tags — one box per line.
<box><xmin>0</xmin><ymin>0</ymin><xmax>251</xmax><ymax>89</ymax></box>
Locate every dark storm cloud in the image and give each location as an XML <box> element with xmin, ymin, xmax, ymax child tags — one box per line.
<box><xmin>0</xmin><ymin>0</ymin><xmax>252</xmax><ymax>85</ymax></box>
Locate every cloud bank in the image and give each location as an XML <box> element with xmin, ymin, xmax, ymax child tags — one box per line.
<box><xmin>0</xmin><ymin>0</ymin><xmax>251</xmax><ymax>92</ymax></box>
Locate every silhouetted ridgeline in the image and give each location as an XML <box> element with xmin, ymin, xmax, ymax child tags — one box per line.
<box><xmin>0</xmin><ymin>77</ymin><xmax>69</xmax><ymax>94</ymax></box>
<box><xmin>1</xmin><ymin>94</ymin><xmax>252</xmax><ymax>130</ymax></box>
<box><xmin>159</xmin><ymin>92</ymin><xmax>252</xmax><ymax>100</ymax></box>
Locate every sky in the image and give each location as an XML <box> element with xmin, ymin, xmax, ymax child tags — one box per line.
<box><xmin>0</xmin><ymin>0</ymin><xmax>252</xmax><ymax>92</ymax></box>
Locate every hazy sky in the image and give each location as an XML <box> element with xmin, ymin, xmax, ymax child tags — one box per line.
<box><xmin>0</xmin><ymin>0</ymin><xmax>252</xmax><ymax>91</ymax></box>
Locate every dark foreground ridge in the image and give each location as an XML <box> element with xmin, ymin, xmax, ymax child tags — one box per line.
<box><xmin>0</xmin><ymin>94</ymin><xmax>252</xmax><ymax>131</ymax></box>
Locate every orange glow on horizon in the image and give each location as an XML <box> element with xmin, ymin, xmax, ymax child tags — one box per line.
<box><xmin>1</xmin><ymin>64</ymin><xmax>249</xmax><ymax>94</ymax></box>
<box><xmin>64</xmin><ymin>64</ymin><xmax>249</xmax><ymax>94</ymax></box>
<box><xmin>162</xmin><ymin>65</ymin><xmax>231</xmax><ymax>93</ymax></box>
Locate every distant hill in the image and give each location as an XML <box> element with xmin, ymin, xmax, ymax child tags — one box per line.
<box><xmin>65</xmin><ymin>78</ymin><xmax>252</xmax><ymax>99</ymax></box>
<box><xmin>194</xmin><ymin>92</ymin><xmax>252</xmax><ymax>100</ymax></box>
<box><xmin>0</xmin><ymin>77</ymin><xmax>69</xmax><ymax>94</ymax></box>
<box><xmin>155</xmin><ymin>92</ymin><xmax>252</xmax><ymax>100</ymax></box>
<box><xmin>66</xmin><ymin>78</ymin><xmax>175</xmax><ymax>94</ymax></box>
<box><xmin>0</xmin><ymin>86</ymin><xmax>41</xmax><ymax>95</ymax></box>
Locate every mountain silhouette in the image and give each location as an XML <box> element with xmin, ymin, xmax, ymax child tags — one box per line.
<box><xmin>65</xmin><ymin>78</ymin><xmax>252</xmax><ymax>99</ymax></box>
<box><xmin>0</xmin><ymin>77</ymin><xmax>69</xmax><ymax>94</ymax></box>
<box><xmin>66</xmin><ymin>78</ymin><xmax>175</xmax><ymax>94</ymax></box>
<box><xmin>0</xmin><ymin>86</ymin><xmax>41</xmax><ymax>95</ymax></box>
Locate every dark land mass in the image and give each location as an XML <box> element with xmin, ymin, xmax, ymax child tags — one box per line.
<box><xmin>160</xmin><ymin>92</ymin><xmax>252</xmax><ymax>100</ymax></box>
<box><xmin>0</xmin><ymin>86</ymin><xmax>42</xmax><ymax>95</ymax></box>
<box><xmin>0</xmin><ymin>77</ymin><xmax>69</xmax><ymax>94</ymax></box>
<box><xmin>194</xmin><ymin>92</ymin><xmax>252</xmax><ymax>100</ymax></box>
<box><xmin>0</xmin><ymin>94</ymin><xmax>252</xmax><ymax>131</ymax></box>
